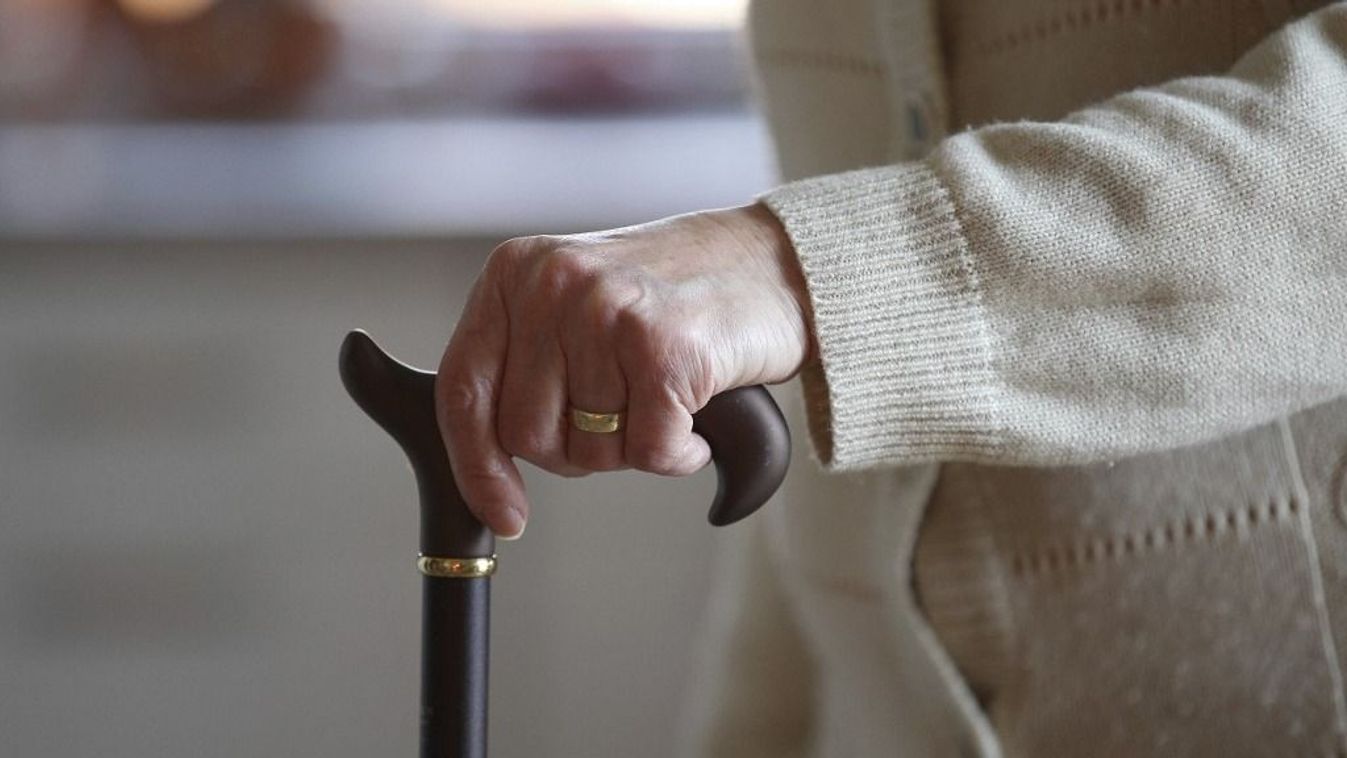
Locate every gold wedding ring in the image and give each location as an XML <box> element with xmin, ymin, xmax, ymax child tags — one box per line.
<box><xmin>570</xmin><ymin>407</ymin><xmax>624</xmax><ymax>434</ymax></box>
<box><xmin>417</xmin><ymin>555</ymin><xmax>498</xmax><ymax>579</ymax></box>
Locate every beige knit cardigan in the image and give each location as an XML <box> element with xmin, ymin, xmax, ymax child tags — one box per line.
<box><xmin>682</xmin><ymin>1</ymin><xmax>1347</xmax><ymax>756</ymax></box>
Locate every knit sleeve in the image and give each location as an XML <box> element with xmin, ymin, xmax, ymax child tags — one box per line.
<box><xmin>762</xmin><ymin>2</ymin><xmax>1347</xmax><ymax>470</ymax></box>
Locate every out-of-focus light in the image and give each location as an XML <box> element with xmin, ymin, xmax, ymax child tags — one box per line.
<box><xmin>422</xmin><ymin>0</ymin><xmax>746</xmax><ymax>29</ymax></box>
<box><xmin>117</xmin><ymin>0</ymin><xmax>218</xmax><ymax>24</ymax></box>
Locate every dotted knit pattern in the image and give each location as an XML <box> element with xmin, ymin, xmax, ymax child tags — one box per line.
<box><xmin>754</xmin><ymin>48</ymin><xmax>886</xmax><ymax>78</ymax></box>
<box><xmin>973</xmin><ymin>0</ymin><xmax>1201</xmax><ymax>56</ymax></box>
<box><xmin>1009</xmin><ymin>496</ymin><xmax>1301</xmax><ymax>579</ymax></box>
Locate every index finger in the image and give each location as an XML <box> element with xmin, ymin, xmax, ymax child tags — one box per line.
<box><xmin>435</xmin><ymin>276</ymin><xmax>529</xmax><ymax>539</ymax></box>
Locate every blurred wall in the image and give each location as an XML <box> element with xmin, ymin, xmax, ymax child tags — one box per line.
<box><xmin>0</xmin><ymin>241</ymin><xmax>737</xmax><ymax>757</ymax></box>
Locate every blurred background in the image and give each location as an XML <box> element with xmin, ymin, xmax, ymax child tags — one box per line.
<box><xmin>0</xmin><ymin>1</ymin><xmax>778</xmax><ymax>755</ymax></box>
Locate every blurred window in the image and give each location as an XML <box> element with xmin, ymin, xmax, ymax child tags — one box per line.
<box><xmin>0</xmin><ymin>0</ymin><xmax>751</xmax><ymax>121</ymax></box>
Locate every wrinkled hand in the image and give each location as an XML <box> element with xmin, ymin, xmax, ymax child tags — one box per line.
<box><xmin>434</xmin><ymin>203</ymin><xmax>812</xmax><ymax>538</ymax></box>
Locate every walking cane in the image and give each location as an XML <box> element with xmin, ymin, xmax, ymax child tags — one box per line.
<box><xmin>339</xmin><ymin>329</ymin><xmax>790</xmax><ymax>758</ymax></box>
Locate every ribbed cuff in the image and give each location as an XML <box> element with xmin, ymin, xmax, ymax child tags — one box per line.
<box><xmin>761</xmin><ymin>162</ymin><xmax>1004</xmax><ymax>470</ymax></box>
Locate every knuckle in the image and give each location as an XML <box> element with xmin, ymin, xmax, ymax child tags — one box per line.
<box><xmin>534</xmin><ymin>245</ymin><xmax>593</xmax><ymax>297</ymax></box>
<box><xmin>628</xmin><ymin>436</ymin><xmax>683</xmax><ymax>474</ymax></box>
<box><xmin>485</xmin><ymin>237</ymin><xmax>532</xmax><ymax>278</ymax></box>
<box><xmin>488</xmin><ymin>235</ymin><xmax>573</xmax><ymax>293</ymax></box>
<box><xmin>498</xmin><ymin>421</ymin><xmax>551</xmax><ymax>461</ymax></box>
<box><xmin>456</xmin><ymin>461</ymin><xmax>502</xmax><ymax>489</ymax></box>
<box><xmin>578</xmin><ymin>277</ymin><xmax>643</xmax><ymax>330</ymax></box>
<box><xmin>615</xmin><ymin>311</ymin><xmax>705</xmax><ymax>386</ymax></box>
<box><xmin>452</xmin><ymin>459</ymin><xmax>508</xmax><ymax>509</ymax></box>
<box><xmin>436</xmin><ymin>371</ymin><xmax>489</xmax><ymax>419</ymax></box>
<box><xmin>453</xmin><ymin>477</ymin><xmax>508</xmax><ymax>523</ymax></box>
<box><xmin>612</xmin><ymin>301</ymin><xmax>660</xmax><ymax>354</ymax></box>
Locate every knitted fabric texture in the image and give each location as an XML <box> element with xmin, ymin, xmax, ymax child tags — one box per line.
<box><xmin>762</xmin><ymin>4</ymin><xmax>1347</xmax><ymax>471</ymax></box>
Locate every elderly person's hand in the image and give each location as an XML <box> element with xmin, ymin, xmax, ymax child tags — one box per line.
<box><xmin>434</xmin><ymin>203</ymin><xmax>813</xmax><ymax>538</ymax></box>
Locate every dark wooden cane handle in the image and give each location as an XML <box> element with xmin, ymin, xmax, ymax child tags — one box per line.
<box><xmin>692</xmin><ymin>382</ymin><xmax>793</xmax><ymax>526</ymax></box>
<box><xmin>340</xmin><ymin>329</ymin><xmax>491</xmax><ymax>558</ymax></box>
<box><xmin>340</xmin><ymin>329</ymin><xmax>790</xmax><ymax>535</ymax></box>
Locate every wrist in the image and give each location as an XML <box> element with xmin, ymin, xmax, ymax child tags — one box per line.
<box><xmin>725</xmin><ymin>202</ymin><xmax>819</xmax><ymax>367</ymax></box>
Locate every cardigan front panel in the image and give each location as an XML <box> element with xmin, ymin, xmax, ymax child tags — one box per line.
<box><xmin>1286</xmin><ymin>393</ymin><xmax>1347</xmax><ymax>737</ymax></box>
<box><xmin>919</xmin><ymin>0</ymin><xmax>1347</xmax><ymax>753</ymax></box>
<box><xmin>915</xmin><ymin>398</ymin><xmax>1347</xmax><ymax>756</ymax></box>
<box><xmin>746</xmin><ymin>1</ymin><xmax>1001</xmax><ymax>754</ymax></box>
<box><xmin>747</xmin><ymin>0</ymin><xmax>898</xmax><ymax>182</ymax></box>
<box><xmin>936</xmin><ymin>0</ymin><xmax>1317</xmax><ymax>129</ymax></box>
<box><xmin>736</xmin><ymin>0</ymin><xmax>1347</xmax><ymax>756</ymax></box>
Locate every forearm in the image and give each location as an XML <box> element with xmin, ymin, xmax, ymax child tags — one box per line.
<box><xmin>765</xmin><ymin>3</ymin><xmax>1347</xmax><ymax>470</ymax></box>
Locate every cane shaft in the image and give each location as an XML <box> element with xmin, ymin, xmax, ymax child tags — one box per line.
<box><xmin>422</xmin><ymin>576</ymin><xmax>489</xmax><ymax>758</ymax></box>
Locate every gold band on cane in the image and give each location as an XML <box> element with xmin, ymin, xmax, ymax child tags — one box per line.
<box><xmin>570</xmin><ymin>407</ymin><xmax>624</xmax><ymax>434</ymax></box>
<box><xmin>417</xmin><ymin>555</ymin><xmax>498</xmax><ymax>579</ymax></box>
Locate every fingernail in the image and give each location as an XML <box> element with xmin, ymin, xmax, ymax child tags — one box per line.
<box><xmin>497</xmin><ymin>506</ymin><xmax>526</xmax><ymax>541</ymax></box>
